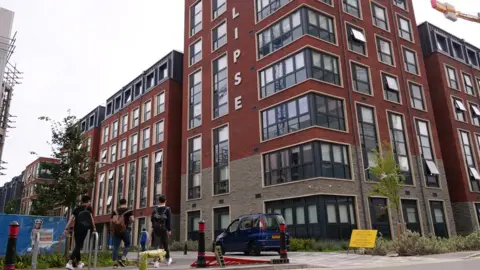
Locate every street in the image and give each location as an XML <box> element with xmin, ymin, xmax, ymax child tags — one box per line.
<box><xmin>322</xmin><ymin>258</ymin><xmax>480</xmax><ymax>270</ymax></box>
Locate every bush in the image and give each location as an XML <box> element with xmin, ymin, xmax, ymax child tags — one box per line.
<box><xmin>289</xmin><ymin>238</ymin><xmax>348</xmax><ymax>252</ymax></box>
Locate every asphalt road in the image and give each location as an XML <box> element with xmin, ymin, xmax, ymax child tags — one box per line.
<box><xmin>325</xmin><ymin>258</ymin><xmax>480</xmax><ymax>270</ymax></box>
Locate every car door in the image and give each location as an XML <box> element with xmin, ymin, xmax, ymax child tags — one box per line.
<box><xmin>236</xmin><ymin>217</ymin><xmax>254</xmax><ymax>251</ymax></box>
<box><xmin>222</xmin><ymin>219</ymin><xmax>239</xmax><ymax>251</ymax></box>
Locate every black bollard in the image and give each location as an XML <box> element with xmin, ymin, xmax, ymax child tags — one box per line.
<box><xmin>279</xmin><ymin>223</ymin><xmax>288</xmax><ymax>261</ymax></box>
<box><xmin>196</xmin><ymin>220</ymin><xmax>206</xmax><ymax>268</ymax></box>
<box><xmin>4</xmin><ymin>221</ymin><xmax>19</xmax><ymax>270</ymax></box>
<box><xmin>184</xmin><ymin>241</ymin><xmax>188</xmax><ymax>255</ymax></box>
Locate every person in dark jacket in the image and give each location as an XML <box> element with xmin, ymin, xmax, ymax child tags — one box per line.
<box><xmin>150</xmin><ymin>195</ymin><xmax>172</xmax><ymax>267</ymax></box>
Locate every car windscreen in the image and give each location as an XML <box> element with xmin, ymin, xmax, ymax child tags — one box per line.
<box><xmin>264</xmin><ymin>215</ymin><xmax>286</xmax><ymax>230</ymax></box>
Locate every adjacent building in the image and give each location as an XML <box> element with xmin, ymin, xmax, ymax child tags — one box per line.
<box><xmin>418</xmin><ymin>22</ymin><xmax>480</xmax><ymax>235</ymax></box>
<box><xmin>20</xmin><ymin>157</ymin><xmax>59</xmax><ymax>215</ymax></box>
<box><xmin>180</xmin><ymin>0</ymin><xmax>456</xmax><ymax>243</ymax></box>
<box><xmin>93</xmin><ymin>50</ymin><xmax>183</xmax><ymax>246</ymax></box>
<box><xmin>0</xmin><ymin>172</ymin><xmax>23</xmax><ymax>213</ymax></box>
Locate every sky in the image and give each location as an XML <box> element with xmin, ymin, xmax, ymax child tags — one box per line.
<box><xmin>0</xmin><ymin>0</ymin><xmax>479</xmax><ymax>184</ymax></box>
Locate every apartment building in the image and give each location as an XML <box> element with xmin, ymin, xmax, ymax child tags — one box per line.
<box><xmin>20</xmin><ymin>157</ymin><xmax>58</xmax><ymax>215</ymax></box>
<box><xmin>180</xmin><ymin>0</ymin><xmax>456</xmax><ymax>243</ymax></box>
<box><xmin>0</xmin><ymin>172</ymin><xmax>23</xmax><ymax>214</ymax></box>
<box><xmin>94</xmin><ymin>50</ymin><xmax>183</xmax><ymax>246</ymax></box>
<box><xmin>418</xmin><ymin>22</ymin><xmax>480</xmax><ymax>235</ymax></box>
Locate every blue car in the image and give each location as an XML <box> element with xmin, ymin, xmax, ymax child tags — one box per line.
<box><xmin>215</xmin><ymin>213</ymin><xmax>290</xmax><ymax>256</ymax></box>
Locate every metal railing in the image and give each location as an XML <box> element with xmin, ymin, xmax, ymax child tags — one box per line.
<box><xmin>87</xmin><ymin>231</ymin><xmax>99</xmax><ymax>270</ymax></box>
<box><xmin>31</xmin><ymin>232</ymin><xmax>40</xmax><ymax>270</ymax></box>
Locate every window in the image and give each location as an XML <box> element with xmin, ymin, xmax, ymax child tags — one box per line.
<box><xmin>256</xmin><ymin>0</ymin><xmax>290</xmax><ymax>21</ymax></box>
<box><xmin>144</xmin><ymin>101</ymin><xmax>151</xmax><ymax>122</ymax></box>
<box><xmin>357</xmin><ymin>105</ymin><xmax>379</xmax><ymax>181</ymax></box>
<box><xmin>436</xmin><ymin>34</ymin><xmax>448</xmax><ymax>52</ymax></box>
<box><xmin>409</xmin><ymin>83</ymin><xmax>425</xmax><ymax>110</ymax></box>
<box><xmin>398</xmin><ymin>16</ymin><xmax>412</xmax><ymax>41</ymax></box>
<box><xmin>89</xmin><ymin>115</ymin><xmax>95</xmax><ymax>127</ymax></box>
<box><xmin>128</xmin><ymin>161</ymin><xmax>136</xmax><ymax>207</ymax></box>
<box><xmin>388</xmin><ymin>112</ymin><xmax>412</xmax><ymax>185</ymax></box>
<box><xmin>155</xmin><ymin>121</ymin><xmax>164</xmax><ymax>143</ymax></box>
<box><xmin>393</xmin><ymin>0</ymin><xmax>407</xmax><ymax>10</ymax></box>
<box><xmin>213</xmin><ymin>126</ymin><xmax>229</xmax><ymax>195</ymax></box>
<box><xmin>467</xmin><ymin>49</ymin><xmax>479</xmax><ymax>67</ymax></box>
<box><xmin>372</xmin><ymin>3</ymin><xmax>388</xmax><ymax>30</ymax></box>
<box><xmin>189</xmin><ymin>70</ymin><xmax>202</xmax><ymax>129</ymax></box>
<box><xmin>101</xmin><ymin>149</ymin><xmax>107</xmax><ymax>164</ymax></box>
<box><xmin>190</xmin><ymin>0</ymin><xmax>202</xmax><ymax>36</ymax></box>
<box><xmin>97</xmin><ymin>174</ymin><xmax>104</xmax><ymax>215</ymax></box>
<box><xmin>153</xmin><ymin>151</ymin><xmax>163</xmax><ymax>204</ymax></box>
<box><xmin>416</xmin><ymin>120</ymin><xmax>439</xmax><ymax>187</ymax></box>
<box><xmin>140</xmin><ymin>156</ymin><xmax>148</xmax><ymax>208</ymax></box>
<box><xmin>261</xmin><ymin>93</ymin><xmax>345</xmax><ymax>140</ymax></box>
<box><xmin>214</xmin><ymin>207</ymin><xmax>230</xmax><ymax>238</ymax></box>
<box><xmin>475</xmin><ymin>204</ymin><xmax>480</xmax><ymax>227</ymax></box>
<box><xmin>146</xmin><ymin>72</ymin><xmax>155</xmax><ymax>89</ymax></box>
<box><xmin>377</xmin><ymin>37</ymin><xmax>393</xmax><ymax>65</ymax></box>
<box><xmin>87</xmin><ymin>137</ymin><xmax>92</xmax><ymax>152</ymax></box>
<box><xmin>134</xmin><ymin>81</ymin><xmax>142</xmax><ymax>97</ymax></box>
<box><xmin>213</xmin><ymin>55</ymin><xmax>228</xmax><ymax>118</ymax></box>
<box><xmin>311</xmin><ymin>50</ymin><xmax>341</xmax><ymax>85</ymax></box>
<box><xmin>463</xmin><ymin>73</ymin><xmax>474</xmax><ymax>95</ymax></box>
<box><xmin>307</xmin><ymin>9</ymin><xmax>335</xmax><ymax>43</ymax></box>
<box><xmin>110</xmin><ymin>121</ymin><xmax>118</xmax><ymax>139</ymax></box>
<box><xmin>142</xmin><ymin>128</ymin><xmax>150</xmax><ymax>149</ymax></box>
<box><xmin>430</xmin><ymin>201</ymin><xmax>448</xmax><ymax>238</ymax></box>
<box><xmin>156</xmin><ymin>92</ymin><xmax>165</xmax><ymax>115</ymax></box>
<box><xmin>190</xmin><ymin>39</ymin><xmax>202</xmax><ymax>65</ymax></box>
<box><xmin>212</xmin><ymin>0</ymin><xmax>226</xmax><ymax>19</ymax></box>
<box><xmin>402</xmin><ymin>200</ymin><xmax>421</xmax><ymax>234</ymax></box>
<box><xmin>383</xmin><ymin>73</ymin><xmax>400</xmax><ymax>103</ymax></box>
<box><xmin>107</xmin><ymin>170</ymin><xmax>114</xmax><ymax>214</ymax></box>
<box><xmin>452</xmin><ymin>41</ymin><xmax>464</xmax><ymax>60</ymax></box>
<box><xmin>110</xmin><ymin>144</ymin><xmax>117</xmax><ymax>162</ymax></box>
<box><xmin>343</xmin><ymin>0</ymin><xmax>360</xmax><ymax>18</ymax></box>
<box><xmin>158</xmin><ymin>64</ymin><xmax>168</xmax><ymax>81</ymax></box>
<box><xmin>263</xmin><ymin>141</ymin><xmax>350</xmax><ymax>186</ymax></box>
<box><xmin>188</xmin><ymin>136</ymin><xmax>202</xmax><ymax>200</ymax></box>
<box><xmin>103</xmin><ymin>126</ymin><xmax>109</xmax><ymax>144</ymax></box>
<box><xmin>133</xmin><ymin>108</ymin><xmax>140</xmax><ymax>127</ymax></box>
<box><xmin>260</xmin><ymin>51</ymin><xmax>306</xmax><ymax>97</ymax></box>
<box><xmin>369</xmin><ymin>198</ymin><xmax>391</xmax><ymax>239</ymax></box>
<box><xmin>124</xmin><ymin>89</ymin><xmax>132</xmax><ymax>104</ymax></box>
<box><xmin>460</xmin><ymin>131</ymin><xmax>480</xmax><ymax>192</ymax></box>
<box><xmin>351</xmin><ymin>62</ymin><xmax>371</xmax><ymax>95</ymax></box>
<box><xmin>446</xmin><ymin>67</ymin><xmax>458</xmax><ymax>89</ymax></box>
<box><xmin>120</xmin><ymin>139</ymin><xmax>127</xmax><ymax>158</ymax></box>
<box><xmin>212</xmin><ymin>22</ymin><xmax>227</xmax><ymax>50</ymax></box>
<box><xmin>347</xmin><ymin>24</ymin><xmax>366</xmax><ymax>55</ymax></box>
<box><xmin>403</xmin><ymin>48</ymin><xmax>418</xmax><ymax>74</ymax></box>
<box><xmin>470</xmin><ymin>103</ymin><xmax>480</xmax><ymax>125</ymax></box>
<box><xmin>187</xmin><ymin>211</ymin><xmax>201</xmax><ymax>241</ymax></box>
<box><xmin>122</xmin><ymin>114</ymin><xmax>128</xmax><ymax>133</ymax></box>
<box><xmin>131</xmin><ymin>133</ymin><xmax>138</xmax><ymax>154</ymax></box>
<box><xmin>453</xmin><ymin>98</ymin><xmax>466</xmax><ymax>122</ymax></box>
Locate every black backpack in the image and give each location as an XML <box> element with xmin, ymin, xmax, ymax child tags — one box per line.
<box><xmin>76</xmin><ymin>208</ymin><xmax>93</xmax><ymax>230</ymax></box>
<box><xmin>152</xmin><ymin>207</ymin><xmax>168</xmax><ymax>235</ymax></box>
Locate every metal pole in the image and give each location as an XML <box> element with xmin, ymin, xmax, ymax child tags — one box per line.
<box><xmin>4</xmin><ymin>221</ymin><xmax>19</xmax><ymax>270</ymax></box>
<box><xmin>88</xmin><ymin>231</ymin><xmax>99</xmax><ymax>270</ymax></box>
<box><xmin>196</xmin><ymin>220</ymin><xmax>206</xmax><ymax>268</ymax></box>
<box><xmin>31</xmin><ymin>232</ymin><xmax>40</xmax><ymax>270</ymax></box>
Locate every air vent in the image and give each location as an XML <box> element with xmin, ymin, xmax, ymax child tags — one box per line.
<box><xmin>255</xmin><ymin>193</ymin><xmax>262</xmax><ymax>199</ymax></box>
<box><xmin>192</xmin><ymin>203</ymin><xmax>197</xmax><ymax>208</ymax></box>
<box><xmin>405</xmin><ymin>190</ymin><xmax>410</xmax><ymax>196</ymax></box>
<box><xmin>219</xmin><ymin>199</ymin><xmax>224</xmax><ymax>204</ymax></box>
<box><xmin>432</xmin><ymin>193</ymin><xmax>438</xmax><ymax>198</ymax></box>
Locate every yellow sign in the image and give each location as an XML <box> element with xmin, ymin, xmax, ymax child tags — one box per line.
<box><xmin>349</xmin><ymin>229</ymin><xmax>378</xmax><ymax>249</ymax></box>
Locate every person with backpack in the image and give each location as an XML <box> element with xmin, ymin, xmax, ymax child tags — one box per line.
<box><xmin>140</xmin><ymin>228</ymin><xmax>148</xmax><ymax>252</ymax></box>
<box><xmin>64</xmin><ymin>195</ymin><xmax>96</xmax><ymax>270</ymax></box>
<box><xmin>110</xmin><ymin>198</ymin><xmax>134</xmax><ymax>269</ymax></box>
<box><xmin>150</xmin><ymin>195</ymin><xmax>172</xmax><ymax>267</ymax></box>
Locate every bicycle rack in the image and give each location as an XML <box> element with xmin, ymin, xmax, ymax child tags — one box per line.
<box><xmin>87</xmin><ymin>231</ymin><xmax>99</xmax><ymax>270</ymax></box>
<box><xmin>31</xmin><ymin>232</ymin><xmax>40</xmax><ymax>270</ymax></box>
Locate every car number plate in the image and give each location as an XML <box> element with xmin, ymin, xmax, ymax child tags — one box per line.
<box><xmin>272</xmin><ymin>235</ymin><xmax>280</xmax><ymax>239</ymax></box>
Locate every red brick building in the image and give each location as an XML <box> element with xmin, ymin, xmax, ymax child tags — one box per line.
<box><xmin>419</xmin><ymin>22</ymin><xmax>480</xmax><ymax>235</ymax></box>
<box><xmin>93</xmin><ymin>51</ymin><xmax>183</xmax><ymax>246</ymax></box>
<box><xmin>180</xmin><ymin>0</ymin><xmax>456</xmax><ymax>244</ymax></box>
<box><xmin>20</xmin><ymin>157</ymin><xmax>59</xmax><ymax>215</ymax></box>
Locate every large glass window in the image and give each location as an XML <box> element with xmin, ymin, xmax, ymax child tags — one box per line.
<box><xmin>213</xmin><ymin>126</ymin><xmax>229</xmax><ymax>195</ymax></box>
<box><xmin>130</xmin><ymin>133</ymin><xmax>138</xmax><ymax>154</ymax></box>
<box><xmin>117</xmin><ymin>165</ymin><xmax>124</xmax><ymax>202</ymax></box>
<box><xmin>188</xmin><ymin>137</ymin><xmax>202</xmax><ymax>199</ymax></box>
<box><xmin>97</xmin><ymin>174</ymin><xmax>105</xmax><ymax>216</ymax></box>
<box><xmin>140</xmin><ymin>156</ymin><xmax>148</xmax><ymax>208</ymax></box>
<box><xmin>415</xmin><ymin>120</ymin><xmax>440</xmax><ymax>187</ymax></box>
<box><xmin>153</xmin><ymin>151</ymin><xmax>163</xmax><ymax>204</ymax></box>
<box><xmin>436</xmin><ymin>34</ymin><xmax>448</xmax><ymax>53</ymax></box>
<box><xmin>144</xmin><ymin>101</ymin><xmax>151</xmax><ymax>121</ymax></box>
<box><xmin>106</xmin><ymin>170</ymin><xmax>114</xmax><ymax>214</ymax></box>
<box><xmin>112</xmin><ymin>121</ymin><xmax>118</xmax><ymax>138</ymax></box>
<box><xmin>452</xmin><ymin>98</ymin><xmax>466</xmax><ymax>122</ymax></box>
<box><xmin>351</xmin><ymin>62</ymin><xmax>371</xmax><ymax>95</ymax></box>
<box><xmin>263</xmin><ymin>141</ymin><xmax>350</xmax><ymax>186</ymax></box>
<box><xmin>307</xmin><ymin>9</ymin><xmax>335</xmax><ymax>43</ymax></box>
<box><xmin>212</xmin><ymin>0</ymin><xmax>226</xmax><ymax>19</ymax></box>
<box><xmin>132</xmin><ymin>108</ymin><xmax>140</xmax><ymax>128</ymax></box>
<box><xmin>213</xmin><ymin>55</ymin><xmax>228</xmax><ymax>118</ymax></box>
<box><xmin>122</xmin><ymin>114</ymin><xmax>128</xmax><ymax>133</ymax></box>
<box><xmin>403</xmin><ymin>48</ymin><xmax>418</xmax><ymax>75</ymax></box>
<box><xmin>110</xmin><ymin>144</ymin><xmax>117</xmax><ymax>162</ymax></box>
<box><xmin>190</xmin><ymin>0</ymin><xmax>202</xmax><ymax>36</ymax></box>
<box><xmin>212</xmin><ymin>22</ymin><xmax>227</xmax><ymax>50</ymax></box>
<box><xmin>402</xmin><ymin>200</ymin><xmax>421</xmax><ymax>234</ymax></box>
<box><xmin>463</xmin><ymin>73</ymin><xmax>474</xmax><ymax>95</ymax></box>
<box><xmin>460</xmin><ymin>131</ymin><xmax>480</xmax><ymax>192</ymax></box>
<box><xmin>261</xmin><ymin>94</ymin><xmax>345</xmax><ymax>140</ymax></box>
<box><xmin>128</xmin><ymin>161</ymin><xmax>136</xmax><ymax>208</ymax></box>
<box><xmin>377</xmin><ymin>37</ymin><xmax>393</xmax><ymax>66</ymax></box>
<box><xmin>256</xmin><ymin>0</ymin><xmax>290</xmax><ymax>21</ymax></box>
<box><xmin>372</xmin><ymin>3</ymin><xmax>388</xmax><ymax>30</ymax></box>
<box><xmin>446</xmin><ymin>66</ymin><xmax>458</xmax><ymax>89</ymax></box>
<box><xmin>357</xmin><ymin>105</ymin><xmax>379</xmax><ymax>181</ymax></box>
<box><xmin>189</xmin><ymin>70</ymin><xmax>202</xmax><ymax>129</ymax></box>
<box><xmin>343</xmin><ymin>0</ymin><xmax>360</xmax><ymax>18</ymax></box>
<box><xmin>190</xmin><ymin>39</ymin><xmax>202</xmax><ymax>66</ymax></box>
<box><xmin>409</xmin><ymin>82</ymin><xmax>425</xmax><ymax>110</ymax></box>
<box><xmin>383</xmin><ymin>73</ymin><xmax>400</xmax><ymax>103</ymax></box>
<box><xmin>156</xmin><ymin>92</ymin><xmax>165</xmax><ymax>115</ymax></box>
<box><xmin>470</xmin><ymin>103</ymin><xmax>480</xmax><ymax>126</ymax></box>
<box><xmin>103</xmin><ymin>126</ymin><xmax>109</xmax><ymax>144</ymax></box>
<box><xmin>120</xmin><ymin>139</ymin><xmax>127</xmax><ymax>158</ymax></box>
<box><xmin>259</xmin><ymin>49</ymin><xmax>340</xmax><ymax>98</ymax></box>
<box><xmin>388</xmin><ymin>112</ymin><xmax>412</xmax><ymax>185</ymax></box>
<box><xmin>347</xmin><ymin>24</ymin><xmax>366</xmax><ymax>55</ymax></box>
<box><xmin>398</xmin><ymin>16</ymin><xmax>412</xmax><ymax>41</ymax></box>
<box><xmin>142</xmin><ymin>128</ymin><xmax>150</xmax><ymax>149</ymax></box>
<box><xmin>430</xmin><ymin>201</ymin><xmax>448</xmax><ymax>238</ymax></box>
<box><xmin>187</xmin><ymin>211</ymin><xmax>201</xmax><ymax>241</ymax></box>
<box><xmin>155</xmin><ymin>121</ymin><xmax>164</xmax><ymax>143</ymax></box>
<box><xmin>369</xmin><ymin>197</ymin><xmax>391</xmax><ymax>238</ymax></box>
<box><xmin>214</xmin><ymin>207</ymin><xmax>230</xmax><ymax>238</ymax></box>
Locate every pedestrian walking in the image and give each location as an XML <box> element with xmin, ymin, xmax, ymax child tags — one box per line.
<box><xmin>140</xmin><ymin>228</ymin><xmax>149</xmax><ymax>252</ymax></box>
<box><xmin>111</xmin><ymin>198</ymin><xmax>134</xmax><ymax>269</ymax></box>
<box><xmin>64</xmin><ymin>195</ymin><xmax>96</xmax><ymax>270</ymax></box>
<box><xmin>150</xmin><ymin>195</ymin><xmax>172</xmax><ymax>267</ymax></box>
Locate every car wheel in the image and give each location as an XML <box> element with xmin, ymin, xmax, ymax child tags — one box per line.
<box><xmin>248</xmin><ymin>242</ymin><xmax>261</xmax><ymax>256</ymax></box>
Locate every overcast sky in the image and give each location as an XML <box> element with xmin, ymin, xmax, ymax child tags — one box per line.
<box><xmin>0</xmin><ymin>0</ymin><xmax>479</xmax><ymax>184</ymax></box>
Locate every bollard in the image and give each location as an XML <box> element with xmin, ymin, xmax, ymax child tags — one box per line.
<box><xmin>279</xmin><ymin>223</ymin><xmax>288</xmax><ymax>260</ymax></box>
<box><xmin>32</xmin><ymin>232</ymin><xmax>40</xmax><ymax>270</ymax></box>
<box><xmin>184</xmin><ymin>241</ymin><xmax>188</xmax><ymax>255</ymax></box>
<box><xmin>4</xmin><ymin>221</ymin><xmax>20</xmax><ymax>270</ymax></box>
<box><xmin>196</xmin><ymin>220</ymin><xmax>206</xmax><ymax>268</ymax></box>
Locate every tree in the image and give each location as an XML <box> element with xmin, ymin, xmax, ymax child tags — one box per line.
<box><xmin>369</xmin><ymin>141</ymin><xmax>405</xmax><ymax>237</ymax></box>
<box><xmin>34</xmin><ymin>111</ymin><xmax>95</xmax><ymax>216</ymax></box>
<box><xmin>4</xmin><ymin>199</ymin><xmax>19</xmax><ymax>214</ymax></box>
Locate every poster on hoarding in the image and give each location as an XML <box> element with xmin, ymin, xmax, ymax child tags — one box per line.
<box><xmin>0</xmin><ymin>213</ymin><xmax>66</xmax><ymax>256</ymax></box>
